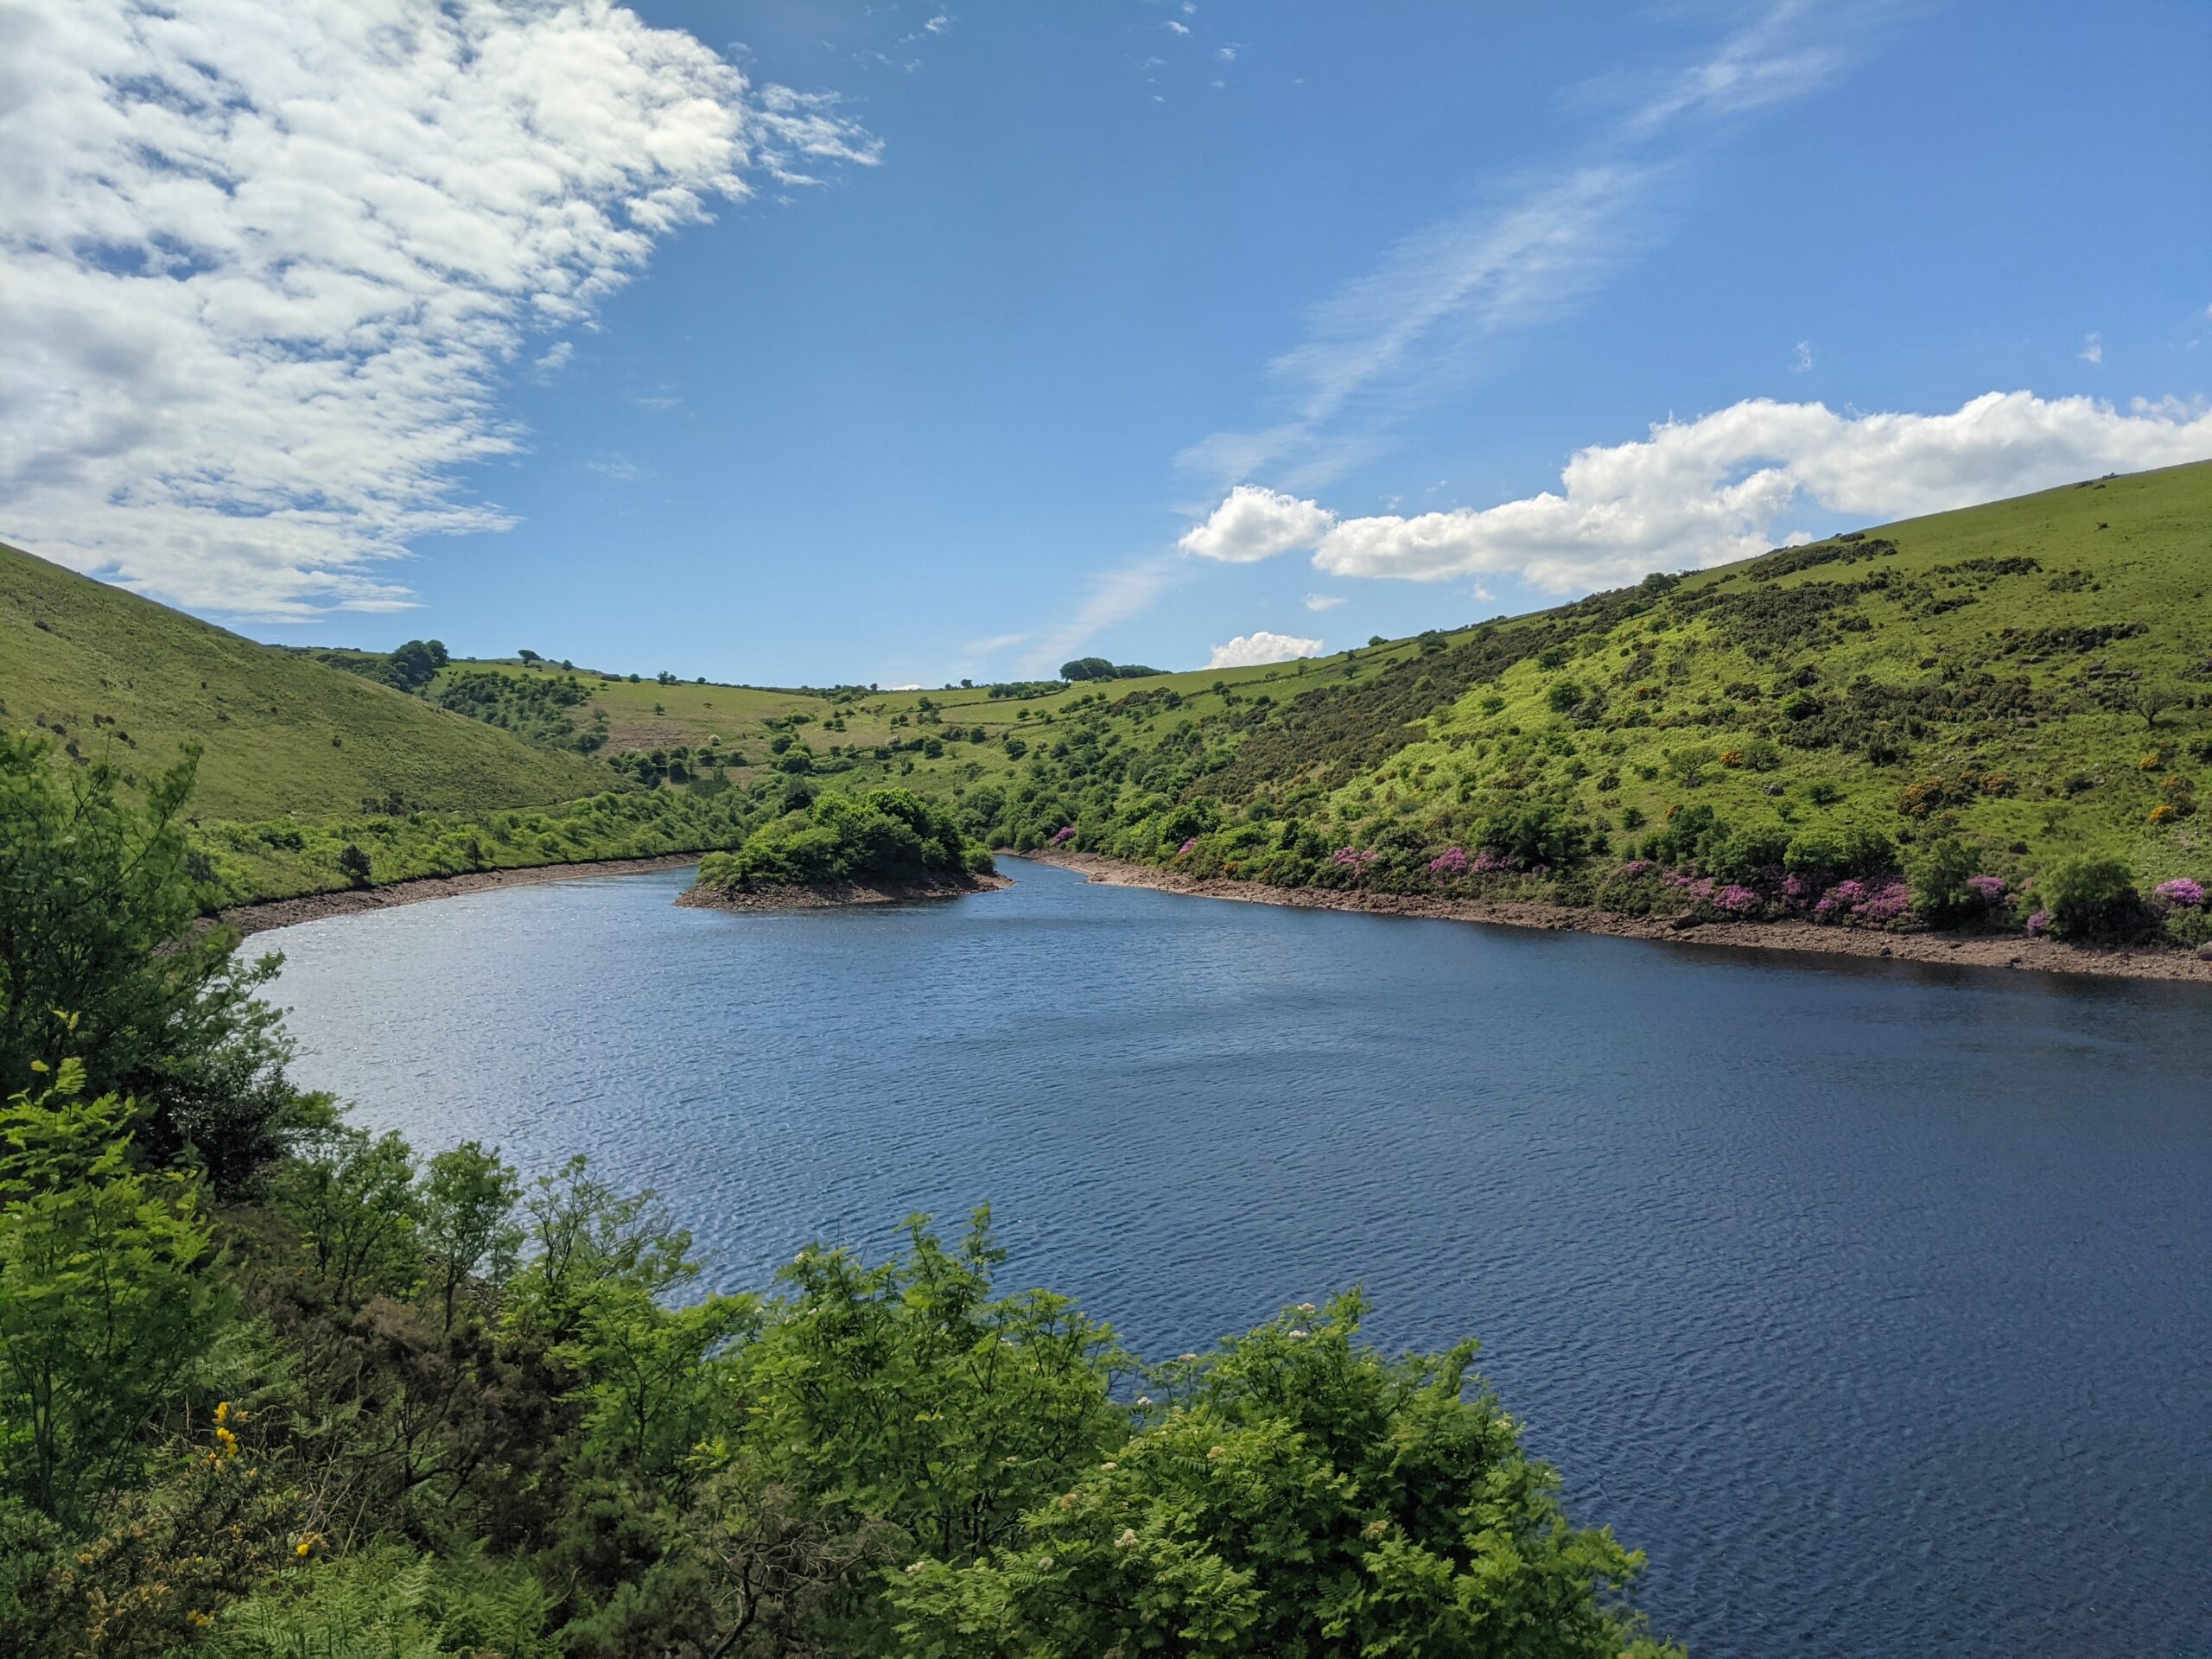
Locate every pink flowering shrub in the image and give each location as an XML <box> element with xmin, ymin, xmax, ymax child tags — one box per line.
<box><xmin>2024</xmin><ymin>909</ymin><xmax>2052</xmax><ymax>937</ymax></box>
<box><xmin>1178</xmin><ymin>836</ymin><xmax>1199</xmax><ymax>857</ymax></box>
<box><xmin>1714</xmin><ymin>885</ymin><xmax>1763</xmax><ymax>916</ymax></box>
<box><xmin>1332</xmin><ymin>846</ymin><xmax>1378</xmax><ymax>877</ymax></box>
<box><xmin>2153</xmin><ymin>877</ymin><xmax>2205</xmax><ymax>908</ymax></box>
<box><xmin>1428</xmin><ymin>846</ymin><xmax>1470</xmax><ymax>876</ymax></box>
<box><xmin>1048</xmin><ymin>825</ymin><xmax>1077</xmax><ymax>847</ymax></box>
<box><xmin>1965</xmin><ymin>874</ymin><xmax>2010</xmax><ymax>906</ymax></box>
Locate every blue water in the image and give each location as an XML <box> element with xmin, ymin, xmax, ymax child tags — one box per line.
<box><xmin>261</xmin><ymin>858</ymin><xmax>2212</xmax><ymax>1658</ymax></box>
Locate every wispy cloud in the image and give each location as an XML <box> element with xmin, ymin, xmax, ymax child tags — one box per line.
<box><xmin>585</xmin><ymin>454</ymin><xmax>644</xmax><ymax>483</ymax></box>
<box><xmin>1176</xmin><ymin>3</ymin><xmax>1891</xmax><ymax>492</ymax></box>
<box><xmin>0</xmin><ymin>0</ymin><xmax>874</xmax><ymax>619</ymax></box>
<box><xmin>1017</xmin><ymin>555</ymin><xmax>1187</xmax><ymax>677</ymax></box>
<box><xmin>1303</xmin><ymin>593</ymin><xmax>1346</xmax><ymax>612</ymax></box>
<box><xmin>2080</xmin><ymin>332</ymin><xmax>2104</xmax><ymax>365</ymax></box>
<box><xmin>1791</xmin><ymin>339</ymin><xmax>1815</xmax><ymax>373</ymax></box>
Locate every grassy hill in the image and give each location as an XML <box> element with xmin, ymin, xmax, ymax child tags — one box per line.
<box><xmin>9</xmin><ymin>460</ymin><xmax>2209</xmax><ymax>923</ymax></box>
<box><xmin>0</xmin><ymin>543</ymin><xmax>608</xmax><ymax>821</ymax></box>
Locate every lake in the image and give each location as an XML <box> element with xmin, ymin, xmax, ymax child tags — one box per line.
<box><xmin>261</xmin><ymin>857</ymin><xmax>2212</xmax><ymax>1658</ymax></box>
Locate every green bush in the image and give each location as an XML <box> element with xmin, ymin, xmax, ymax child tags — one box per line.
<box><xmin>2038</xmin><ymin>855</ymin><xmax>2142</xmax><ymax>940</ymax></box>
<box><xmin>1908</xmin><ymin>837</ymin><xmax>1981</xmax><ymax>926</ymax></box>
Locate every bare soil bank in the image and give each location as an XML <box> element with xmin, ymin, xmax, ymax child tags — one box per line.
<box><xmin>219</xmin><ymin>854</ymin><xmax>706</xmax><ymax>938</ymax></box>
<box><xmin>674</xmin><ymin>871</ymin><xmax>1014</xmax><ymax>913</ymax></box>
<box><xmin>1014</xmin><ymin>849</ymin><xmax>2212</xmax><ymax>986</ymax></box>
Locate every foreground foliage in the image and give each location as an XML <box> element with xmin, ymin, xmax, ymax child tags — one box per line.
<box><xmin>0</xmin><ymin>734</ymin><xmax>1672</xmax><ymax>1656</ymax></box>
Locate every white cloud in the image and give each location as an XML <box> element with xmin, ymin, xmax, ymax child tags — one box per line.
<box><xmin>2081</xmin><ymin>332</ymin><xmax>2103</xmax><ymax>365</ymax></box>
<box><xmin>1178</xmin><ymin>483</ymin><xmax>1335</xmax><ymax>563</ymax></box>
<box><xmin>1207</xmin><ymin>630</ymin><xmax>1323</xmax><ymax>669</ymax></box>
<box><xmin>1217</xmin><ymin>45</ymin><xmax>1236</xmax><ymax>61</ymax></box>
<box><xmin>924</xmin><ymin>14</ymin><xmax>952</xmax><ymax>35</ymax></box>
<box><xmin>1165</xmin><ymin>20</ymin><xmax>1189</xmax><ymax>35</ymax></box>
<box><xmin>585</xmin><ymin>454</ymin><xmax>643</xmax><ymax>482</ymax></box>
<box><xmin>1305</xmin><ymin>390</ymin><xmax>2212</xmax><ymax>592</ymax></box>
<box><xmin>1790</xmin><ymin>339</ymin><xmax>1814</xmax><ymax>373</ymax></box>
<box><xmin>535</xmin><ymin>340</ymin><xmax>575</xmax><ymax>377</ymax></box>
<box><xmin>1303</xmin><ymin>593</ymin><xmax>1345</xmax><ymax>611</ymax></box>
<box><xmin>0</xmin><ymin>0</ymin><xmax>874</xmax><ymax>619</ymax></box>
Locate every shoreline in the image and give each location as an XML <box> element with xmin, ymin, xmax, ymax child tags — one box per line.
<box><xmin>217</xmin><ymin>853</ymin><xmax>705</xmax><ymax>938</ymax></box>
<box><xmin>1012</xmin><ymin>848</ymin><xmax>2212</xmax><ymax>987</ymax></box>
<box><xmin>674</xmin><ymin>870</ymin><xmax>1014</xmax><ymax>912</ymax></box>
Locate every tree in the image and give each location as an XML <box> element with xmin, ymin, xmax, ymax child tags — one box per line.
<box><xmin>889</xmin><ymin>1291</ymin><xmax>1677</xmax><ymax>1658</ymax></box>
<box><xmin>0</xmin><ymin>734</ymin><xmax>310</xmax><ymax>1193</ymax></box>
<box><xmin>420</xmin><ymin>1141</ymin><xmax>524</xmax><ymax>1331</ymax></box>
<box><xmin>1909</xmin><ymin>838</ymin><xmax>1982</xmax><ymax>926</ymax></box>
<box><xmin>518</xmin><ymin>648</ymin><xmax>543</xmax><ymax>664</ymax></box>
<box><xmin>0</xmin><ymin>1056</ymin><xmax>231</xmax><ymax>1525</ymax></box>
<box><xmin>2039</xmin><ymin>855</ymin><xmax>2141</xmax><ymax>939</ymax></box>
<box><xmin>2133</xmin><ymin>681</ymin><xmax>2182</xmax><ymax>729</ymax></box>
<box><xmin>383</xmin><ymin>639</ymin><xmax>442</xmax><ymax>692</ymax></box>
<box><xmin>274</xmin><ymin>1124</ymin><xmax>422</xmax><ymax>1306</ymax></box>
<box><xmin>335</xmin><ymin>842</ymin><xmax>373</xmax><ymax>887</ymax></box>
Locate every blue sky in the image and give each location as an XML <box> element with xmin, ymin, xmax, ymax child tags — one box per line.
<box><xmin>4</xmin><ymin>1</ymin><xmax>2209</xmax><ymax>685</ymax></box>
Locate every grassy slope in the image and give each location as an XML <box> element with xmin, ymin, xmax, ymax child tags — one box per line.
<box><xmin>895</xmin><ymin>461</ymin><xmax>2212</xmax><ymax>903</ymax></box>
<box><xmin>11</xmin><ymin>461</ymin><xmax>2207</xmax><ymax>910</ymax></box>
<box><xmin>0</xmin><ymin>543</ymin><xmax>607</xmax><ymax>820</ymax></box>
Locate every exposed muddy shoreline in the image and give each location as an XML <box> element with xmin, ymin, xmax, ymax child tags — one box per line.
<box><xmin>674</xmin><ymin>871</ymin><xmax>1014</xmax><ymax>912</ymax></box>
<box><xmin>217</xmin><ymin>853</ymin><xmax>707</xmax><ymax>938</ymax></box>
<box><xmin>1013</xmin><ymin>848</ymin><xmax>2212</xmax><ymax>986</ymax></box>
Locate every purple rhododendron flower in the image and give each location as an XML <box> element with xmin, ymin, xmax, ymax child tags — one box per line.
<box><xmin>2025</xmin><ymin>909</ymin><xmax>2052</xmax><ymax>937</ymax></box>
<box><xmin>2153</xmin><ymin>877</ymin><xmax>2205</xmax><ymax>908</ymax></box>
<box><xmin>1332</xmin><ymin>846</ymin><xmax>1378</xmax><ymax>874</ymax></box>
<box><xmin>1966</xmin><ymin>874</ymin><xmax>2009</xmax><ymax>903</ymax></box>
<box><xmin>1177</xmin><ymin>836</ymin><xmax>1198</xmax><ymax>856</ymax></box>
<box><xmin>1716</xmin><ymin>885</ymin><xmax>1762</xmax><ymax>915</ymax></box>
<box><xmin>1617</xmin><ymin>860</ymin><xmax>1656</xmax><ymax>880</ymax></box>
<box><xmin>1049</xmin><ymin>825</ymin><xmax>1077</xmax><ymax>847</ymax></box>
<box><xmin>1429</xmin><ymin>846</ymin><xmax>1469</xmax><ymax>875</ymax></box>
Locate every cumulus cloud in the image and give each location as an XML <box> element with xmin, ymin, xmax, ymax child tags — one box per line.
<box><xmin>2080</xmin><ymin>332</ymin><xmax>2103</xmax><ymax>365</ymax></box>
<box><xmin>1165</xmin><ymin>21</ymin><xmax>1189</xmax><ymax>35</ymax></box>
<box><xmin>1303</xmin><ymin>593</ymin><xmax>1345</xmax><ymax>611</ymax></box>
<box><xmin>1207</xmin><ymin>629</ymin><xmax>1323</xmax><ymax>669</ymax></box>
<box><xmin>1305</xmin><ymin>391</ymin><xmax>2212</xmax><ymax>592</ymax></box>
<box><xmin>0</xmin><ymin>0</ymin><xmax>875</xmax><ymax>618</ymax></box>
<box><xmin>1178</xmin><ymin>483</ymin><xmax>1335</xmax><ymax>563</ymax></box>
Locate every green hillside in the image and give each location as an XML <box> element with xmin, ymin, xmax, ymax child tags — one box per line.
<box><xmin>906</xmin><ymin>460</ymin><xmax>2212</xmax><ymax>938</ymax></box>
<box><xmin>0</xmin><ymin>543</ymin><xmax>608</xmax><ymax>821</ymax></box>
<box><xmin>9</xmin><ymin>461</ymin><xmax>2209</xmax><ymax>925</ymax></box>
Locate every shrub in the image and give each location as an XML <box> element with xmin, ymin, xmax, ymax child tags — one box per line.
<box><xmin>1907</xmin><ymin>838</ymin><xmax>1982</xmax><ymax>927</ymax></box>
<box><xmin>2037</xmin><ymin>856</ymin><xmax>2142</xmax><ymax>941</ymax></box>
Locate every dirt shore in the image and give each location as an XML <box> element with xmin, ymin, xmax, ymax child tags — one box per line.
<box><xmin>1013</xmin><ymin>848</ymin><xmax>2212</xmax><ymax>986</ymax></box>
<box><xmin>217</xmin><ymin>853</ymin><xmax>706</xmax><ymax>938</ymax></box>
<box><xmin>674</xmin><ymin>871</ymin><xmax>1014</xmax><ymax>913</ymax></box>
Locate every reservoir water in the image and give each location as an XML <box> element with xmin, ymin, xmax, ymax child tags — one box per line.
<box><xmin>261</xmin><ymin>858</ymin><xmax>2212</xmax><ymax>1658</ymax></box>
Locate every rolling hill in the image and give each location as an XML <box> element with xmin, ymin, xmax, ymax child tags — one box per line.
<box><xmin>6</xmin><ymin>459</ymin><xmax>2209</xmax><ymax>924</ymax></box>
<box><xmin>0</xmin><ymin>543</ymin><xmax>608</xmax><ymax>821</ymax></box>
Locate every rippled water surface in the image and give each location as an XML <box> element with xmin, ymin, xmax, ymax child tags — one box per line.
<box><xmin>263</xmin><ymin>858</ymin><xmax>2212</xmax><ymax>1658</ymax></box>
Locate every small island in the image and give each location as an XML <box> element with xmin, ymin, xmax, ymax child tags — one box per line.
<box><xmin>677</xmin><ymin>786</ymin><xmax>1008</xmax><ymax>911</ymax></box>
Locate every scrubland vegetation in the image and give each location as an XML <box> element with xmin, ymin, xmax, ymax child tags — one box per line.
<box><xmin>0</xmin><ymin>736</ymin><xmax>1675</xmax><ymax>1657</ymax></box>
<box><xmin>8</xmin><ymin>463</ymin><xmax>2210</xmax><ymax>948</ymax></box>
